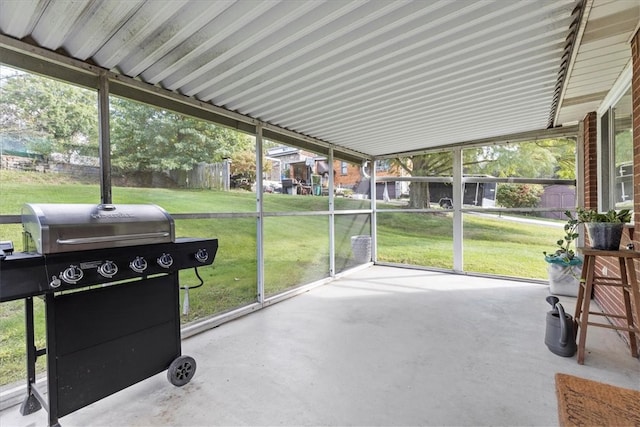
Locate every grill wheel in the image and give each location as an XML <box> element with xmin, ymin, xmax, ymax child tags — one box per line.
<box><xmin>167</xmin><ymin>355</ymin><xmax>197</xmax><ymax>387</ymax></box>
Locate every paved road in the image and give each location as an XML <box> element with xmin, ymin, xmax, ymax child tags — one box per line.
<box><xmin>469</xmin><ymin>212</ymin><xmax>565</xmax><ymax>227</ymax></box>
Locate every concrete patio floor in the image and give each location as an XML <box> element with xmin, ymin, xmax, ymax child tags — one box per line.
<box><xmin>1</xmin><ymin>266</ymin><xmax>639</xmax><ymax>426</ymax></box>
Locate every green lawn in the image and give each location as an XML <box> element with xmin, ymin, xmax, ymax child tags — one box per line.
<box><xmin>0</xmin><ymin>170</ymin><xmax>560</xmax><ymax>385</ymax></box>
<box><xmin>376</xmin><ymin>211</ymin><xmax>555</xmax><ymax>278</ymax></box>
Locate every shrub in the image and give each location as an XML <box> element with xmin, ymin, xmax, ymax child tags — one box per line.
<box><xmin>496</xmin><ymin>183</ymin><xmax>543</xmax><ymax>208</ymax></box>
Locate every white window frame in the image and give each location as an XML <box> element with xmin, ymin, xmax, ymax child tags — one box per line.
<box><xmin>340</xmin><ymin>161</ymin><xmax>348</xmax><ymax>175</ymax></box>
<box><xmin>597</xmin><ymin>62</ymin><xmax>632</xmax><ymax>212</ymax></box>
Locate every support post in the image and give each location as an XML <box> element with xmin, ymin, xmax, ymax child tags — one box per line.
<box><xmin>98</xmin><ymin>73</ymin><xmax>111</xmax><ymax>204</ymax></box>
<box><xmin>452</xmin><ymin>147</ymin><xmax>463</xmax><ymax>272</ymax></box>
<box><xmin>256</xmin><ymin>125</ymin><xmax>265</xmax><ymax>304</ymax></box>
<box><xmin>370</xmin><ymin>158</ymin><xmax>377</xmax><ymax>262</ymax></box>
<box><xmin>329</xmin><ymin>148</ymin><xmax>335</xmax><ymax>276</ymax></box>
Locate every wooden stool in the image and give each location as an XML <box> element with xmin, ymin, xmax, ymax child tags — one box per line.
<box><xmin>574</xmin><ymin>248</ymin><xmax>640</xmax><ymax>364</ymax></box>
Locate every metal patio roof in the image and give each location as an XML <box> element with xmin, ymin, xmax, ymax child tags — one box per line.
<box><xmin>0</xmin><ymin>0</ymin><xmax>638</xmax><ymax>160</ymax></box>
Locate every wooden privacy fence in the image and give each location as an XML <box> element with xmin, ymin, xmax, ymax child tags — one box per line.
<box><xmin>169</xmin><ymin>162</ymin><xmax>230</xmax><ymax>190</ymax></box>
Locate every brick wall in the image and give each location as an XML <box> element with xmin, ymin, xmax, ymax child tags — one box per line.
<box><xmin>633</xmin><ymin>30</ymin><xmax>640</xmax><ymax>224</ymax></box>
<box><xmin>332</xmin><ymin>161</ymin><xmax>402</xmax><ymax>189</ymax></box>
<box><xmin>585</xmin><ymin>28</ymin><xmax>640</xmax><ymax>351</ymax></box>
<box><xmin>582</xmin><ymin>112</ymin><xmax>598</xmax><ymax>210</ymax></box>
<box><xmin>334</xmin><ymin>161</ymin><xmax>363</xmax><ymax>188</ymax></box>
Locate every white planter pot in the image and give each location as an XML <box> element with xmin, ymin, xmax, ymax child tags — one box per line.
<box><xmin>547</xmin><ymin>262</ymin><xmax>582</xmax><ymax>297</ymax></box>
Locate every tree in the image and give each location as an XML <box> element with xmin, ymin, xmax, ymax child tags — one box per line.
<box><xmin>393</xmin><ymin>151</ymin><xmax>484</xmax><ymax>208</ymax></box>
<box><xmin>394</xmin><ymin>153</ymin><xmax>450</xmax><ymax>208</ymax></box>
<box><xmin>230</xmin><ymin>150</ymin><xmax>258</xmax><ymax>182</ymax></box>
<box><xmin>110</xmin><ymin>97</ymin><xmax>253</xmax><ymax>173</ymax></box>
<box><xmin>614</xmin><ymin>129</ymin><xmax>632</xmax><ymax>169</ymax></box>
<box><xmin>393</xmin><ymin>138</ymin><xmax>576</xmax><ymax>208</ymax></box>
<box><xmin>1</xmin><ymin>70</ymin><xmax>255</xmax><ymax>187</ymax></box>
<box><xmin>472</xmin><ymin>139</ymin><xmax>575</xmax><ymax>179</ymax></box>
<box><xmin>0</xmin><ymin>71</ymin><xmax>98</xmax><ymax>161</ymax></box>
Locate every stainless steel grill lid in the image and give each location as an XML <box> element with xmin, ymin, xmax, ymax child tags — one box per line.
<box><xmin>22</xmin><ymin>203</ymin><xmax>175</xmax><ymax>254</ymax></box>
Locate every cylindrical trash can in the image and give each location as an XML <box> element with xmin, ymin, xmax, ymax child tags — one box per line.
<box><xmin>350</xmin><ymin>235</ymin><xmax>371</xmax><ymax>264</ymax></box>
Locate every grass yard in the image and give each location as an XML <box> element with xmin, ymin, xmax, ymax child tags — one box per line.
<box><xmin>377</xmin><ymin>211</ymin><xmax>556</xmax><ymax>277</ymax></box>
<box><xmin>463</xmin><ymin>214</ymin><xmax>555</xmax><ymax>277</ymax></box>
<box><xmin>0</xmin><ymin>170</ymin><xmax>560</xmax><ymax>385</ymax></box>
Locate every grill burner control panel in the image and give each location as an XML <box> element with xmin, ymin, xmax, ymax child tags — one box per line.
<box><xmin>47</xmin><ymin>240</ymin><xmax>215</xmax><ymax>289</ymax></box>
<box><xmin>53</xmin><ymin>249</ymin><xmax>198</xmax><ymax>286</ymax></box>
<box><xmin>0</xmin><ymin>238</ymin><xmax>218</xmax><ymax>302</ymax></box>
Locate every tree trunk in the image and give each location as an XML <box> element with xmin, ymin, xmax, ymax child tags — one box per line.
<box><xmin>409</xmin><ymin>181</ymin><xmax>430</xmax><ymax>208</ymax></box>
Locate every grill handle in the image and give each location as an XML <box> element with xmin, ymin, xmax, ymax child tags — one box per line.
<box><xmin>57</xmin><ymin>232</ymin><xmax>170</xmax><ymax>245</ymax></box>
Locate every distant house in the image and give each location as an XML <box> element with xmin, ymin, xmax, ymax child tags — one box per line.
<box><xmin>265</xmin><ymin>146</ymin><xmax>325</xmax><ymax>194</ymax></box>
<box><xmin>334</xmin><ymin>159</ymin><xmax>410</xmax><ymax>199</ymax></box>
<box><xmin>265</xmin><ymin>147</ymin><xmax>408</xmax><ymax>197</ymax></box>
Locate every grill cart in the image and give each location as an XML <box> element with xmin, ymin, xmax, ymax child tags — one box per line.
<box><xmin>0</xmin><ymin>204</ymin><xmax>218</xmax><ymax>427</ymax></box>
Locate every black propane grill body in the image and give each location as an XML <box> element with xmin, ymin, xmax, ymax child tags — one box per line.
<box><xmin>0</xmin><ymin>204</ymin><xmax>218</xmax><ymax>427</ymax></box>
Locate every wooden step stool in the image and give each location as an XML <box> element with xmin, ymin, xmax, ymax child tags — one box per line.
<box><xmin>574</xmin><ymin>248</ymin><xmax>640</xmax><ymax>364</ymax></box>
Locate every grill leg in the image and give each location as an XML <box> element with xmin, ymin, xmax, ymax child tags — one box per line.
<box><xmin>45</xmin><ymin>293</ymin><xmax>61</xmax><ymax>427</ymax></box>
<box><xmin>182</xmin><ymin>287</ymin><xmax>190</xmax><ymax>315</ymax></box>
<box><xmin>19</xmin><ymin>297</ymin><xmax>42</xmax><ymax>416</ymax></box>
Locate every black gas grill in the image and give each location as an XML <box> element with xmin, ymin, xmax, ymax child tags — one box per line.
<box><xmin>0</xmin><ymin>203</ymin><xmax>218</xmax><ymax>427</ymax></box>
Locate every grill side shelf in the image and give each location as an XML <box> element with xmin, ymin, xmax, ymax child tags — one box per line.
<box><xmin>0</xmin><ymin>254</ymin><xmax>48</xmax><ymax>302</ymax></box>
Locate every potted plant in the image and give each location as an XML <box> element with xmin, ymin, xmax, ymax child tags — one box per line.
<box><xmin>543</xmin><ymin>208</ymin><xmax>632</xmax><ymax>296</ymax></box>
<box><xmin>576</xmin><ymin>208</ymin><xmax>631</xmax><ymax>250</ymax></box>
<box><xmin>544</xmin><ymin>210</ymin><xmax>583</xmax><ymax>297</ymax></box>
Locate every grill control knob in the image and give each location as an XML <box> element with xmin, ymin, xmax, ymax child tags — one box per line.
<box><xmin>98</xmin><ymin>261</ymin><xmax>118</xmax><ymax>278</ymax></box>
<box><xmin>195</xmin><ymin>248</ymin><xmax>209</xmax><ymax>263</ymax></box>
<box><xmin>50</xmin><ymin>276</ymin><xmax>61</xmax><ymax>288</ymax></box>
<box><xmin>61</xmin><ymin>265</ymin><xmax>83</xmax><ymax>284</ymax></box>
<box><xmin>157</xmin><ymin>253</ymin><xmax>174</xmax><ymax>269</ymax></box>
<box><xmin>130</xmin><ymin>256</ymin><xmax>148</xmax><ymax>273</ymax></box>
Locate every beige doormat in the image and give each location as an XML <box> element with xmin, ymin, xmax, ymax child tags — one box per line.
<box><xmin>555</xmin><ymin>373</ymin><xmax>640</xmax><ymax>426</ymax></box>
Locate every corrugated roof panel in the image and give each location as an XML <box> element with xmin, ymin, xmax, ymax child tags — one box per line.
<box><xmin>221</xmin><ymin>1</ymin><xmax>575</xmax><ymax>155</ymax></box>
<box><xmin>161</xmin><ymin>1</ymin><xmax>325</xmax><ymax>91</ymax></box>
<box><xmin>0</xmin><ymin>0</ymin><xmax>44</xmax><ymax>39</ymax></box>
<box><xmin>2</xmin><ymin>0</ymin><xmax>632</xmax><ymax>158</ymax></box>
<box><xmin>179</xmin><ymin>1</ymin><xmax>373</xmax><ymax>97</ymax></box>
<box><xmin>219</xmin><ymin>1</ymin><xmax>571</xmax><ymax>113</ymax></box>
<box><xmin>140</xmin><ymin>1</ymin><xmax>280</xmax><ymax>85</ymax></box>
<box><xmin>322</xmin><ymin>100</ymin><xmax>553</xmax><ymax>146</ymax></box>
<box><xmin>269</xmin><ymin>49</ymin><xmax>561</xmax><ymax>130</ymax></box>
<box><xmin>30</xmin><ymin>0</ymin><xmax>93</xmax><ymax>49</ymax></box>
<box><xmin>91</xmin><ymin>0</ymin><xmax>190</xmax><ymax>69</ymax></box>
<box><xmin>113</xmin><ymin>1</ymin><xmax>235</xmax><ymax>76</ymax></box>
<box><xmin>298</xmin><ymin>88</ymin><xmax>557</xmax><ymax>148</ymax></box>
<box><xmin>66</xmin><ymin>2</ymin><xmax>148</xmax><ymax>60</ymax></box>
<box><xmin>189</xmin><ymin>1</ymin><xmax>414</xmax><ymax>101</ymax></box>
<box><xmin>200</xmin><ymin>1</ymin><xmax>488</xmax><ymax>106</ymax></box>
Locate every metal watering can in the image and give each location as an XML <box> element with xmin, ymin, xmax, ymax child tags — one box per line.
<box><xmin>544</xmin><ymin>296</ymin><xmax>577</xmax><ymax>357</ymax></box>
